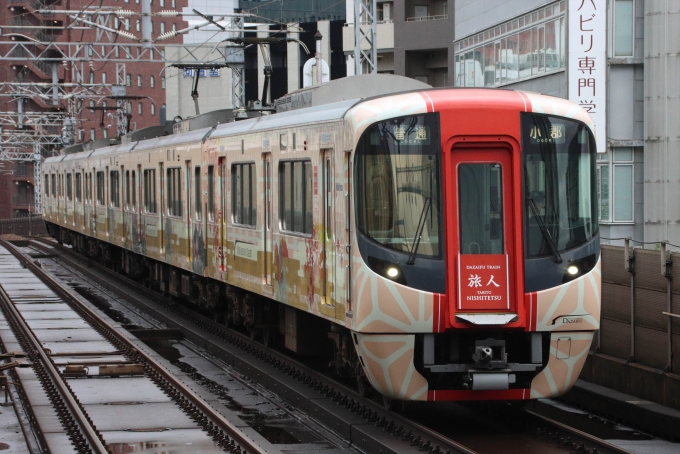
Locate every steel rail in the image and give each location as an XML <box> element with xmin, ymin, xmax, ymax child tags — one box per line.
<box><xmin>30</xmin><ymin>237</ymin><xmax>477</xmax><ymax>454</ymax></box>
<box><xmin>3</xmin><ymin>239</ymin><xmax>267</xmax><ymax>454</ymax></box>
<box><xmin>0</xmin><ymin>240</ymin><xmax>108</xmax><ymax>454</ymax></box>
<box><xmin>527</xmin><ymin>409</ymin><xmax>634</xmax><ymax>454</ymax></box>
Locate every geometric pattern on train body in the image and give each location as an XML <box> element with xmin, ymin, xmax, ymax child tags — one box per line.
<box><xmin>354</xmin><ymin>333</ymin><xmax>429</xmax><ymax>400</ymax></box>
<box><xmin>530</xmin><ymin>331</ymin><xmax>594</xmax><ymax>398</ymax></box>
<box><xmin>353</xmin><ymin>257</ymin><xmax>436</xmax><ymax>333</ymax></box>
<box><xmin>532</xmin><ymin>258</ymin><xmax>601</xmax><ymax>332</ymax></box>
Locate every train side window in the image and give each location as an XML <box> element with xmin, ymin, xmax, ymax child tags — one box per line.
<box><xmin>75</xmin><ymin>173</ymin><xmax>82</xmax><ymax>202</ymax></box>
<box><xmin>279</xmin><ymin>160</ymin><xmax>312</xmax><ymax>235</ymax></box>
<box><xmin>207</xmin><ymin>165</ymin><xmax>215</xmax><ymax>221</ymax></box>
<box><xmin>167</xmin><ymin>167</ymin><xmax>182</xmax><ymax>216</ymax></box>
<box><xmin>96</xmin><ymin>171</ymin><xmax>105</xmax><ymax>205</ymax></box>
<box><xmin>51</xmin><ymin>174</ymin><xmax>56</xmax><ymax>197</ymax></box>
<box><xmin>232</xmin><ymin>163</ymin><xmax>256</xmax><ymax>226</ymax></box>
<box><xmin>131</xmin><ymin>170</ymin><xmax>136</xmax><ymax>208</ymax></box>
<box><xmin>195</xmin><ymin>166</ymin><xmax>201</xmax><ymax>220</ymax></box>
<box><xmin>125</xmin><ymin>170</ymin><xmax>131</xmax><ymax>208</ymax></box>
<box><xmin>110</xmin><ymin>170</ymin><xmax>120</xmax><ymax>208</ymax></box>
<box><xmin>143</xmin><ymin>169</ymin><xmax>157</xmax><ymax>213</ymax></box>
<box><xmin>44</xmin><ymin>174</ymin><xmax>49</xmax><ymax>198</ymax></box>
<box><xmin>66</xmin><ymin>173</ymin><xmax>73</xmax><ymax>201</ymax></box>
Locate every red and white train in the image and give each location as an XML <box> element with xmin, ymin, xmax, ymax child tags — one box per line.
<box><xmin>44</xmin><ymin>75</ymin><xmax>601</xmax><ymax>402</ymax></box>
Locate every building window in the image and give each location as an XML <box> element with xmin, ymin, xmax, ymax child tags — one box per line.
<box><xmin>89</xmin><ymin>100</ymin><xmax>95</xmax><ymax>113</ymax></box>
<box><xmin>597</xmin><ymin>148</ymin><xmax>634</xmax><ymax>223</ymax></box>
<box><xmin>115</xmin><ymin>46</ymin><xmax>120</xmax><ymax>58</ymax></box>
<box><xmin>279</xmin><ymin>160</ymin><xmax>312</xmax><ymax>234</ymax></box>
<box><xmin>150</xmin><ymin>76</ymin><xmax>155</xmax><ymax>88</ymax></box>
<box><xmin>162</xmin><ymin>76</ymin><xmax>166</xmax><ymax>89</ymax></box>
<box><xmin>96</xmin><ymin>171</ymin><xmax>105</xmax><ymax>205</ymax></box>
<box><xmin>126</xmin><ymin>74</ymin><xmax>131</xmax><ymax>86</ymax></box>
<box><xmin>151</xmin><ymin>104</ymin><xmax>156</xmax><ymax>115</ymax></box>
<box><xmin>125</xmin><ymin>19</ymin><xmax>130</xmax><ymax>31</ymax></box>
<box><xmin>143</xmin><ymin>169</ymin><xmax>156</xmax><ymax>213</ymax></box>
<box><xmin>89</xmin><ymin>72</ymin><xmax>94</xmax><ymax>84</ymax></box>
<box><xmin>136</xmin><ymin>20</ymin><xmax>140</xmax><ymax>32</ymax></box>
<box><xmin>126</xmin><ymin>46</ymin><xmax>131</xmax><ymax>59</ymax></box>
<box><xmin>78</xmin><ymin>129</ymin><xmax>84</xmax><ymax>142</ymax></box>
<box><xmin>110</xmin><ymin>171</ymin><xmax>120</xmax><ymax>207</ymax></box>
<box><xmin>167</xmin><ymin>167</ymin><xmax>182</xmax><ymax>216</ymax></box>
<box><xmin>454</xmin><ymin>1</ymin><xmax>566</xmax><ymax>87</ymax></box>
<box><xmin>614</xmin><ymin>0</ymin><xmax>634</xmax><ymax>57</ymax></box>
<box><xmin>90</xmin><ymin>129</ymin><xmax>96</xmax><ymax>141</ymax></box>
<box><xmin>160</xmin><ymin>22</ymin><xmax>165</xmax><ymax>35</ymax></box>
<box><xmin>102</xmin><ymin>72</ymin><xmax>107</xmax><ymax>84</ymax></box>
<box><xmin>137</xmin><ymin>75</ymin><xmax>142</xmax><ymax>87</ymax></box>
<box><xmin>102</xmin><ymin>129</ymin><xmax>108</xmax><ymax>139</ymax></box>
<box><xmin>232</xmin><ymin>163</ymin><xmax>256</xmax><ymax>226</ymax></box>
<box><xmin>138</xmin><ymin>102</ymin><xmax>143</xmax><ymax>115</ymax></box>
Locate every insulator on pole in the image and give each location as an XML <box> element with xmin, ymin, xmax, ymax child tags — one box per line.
<box><xmin>158</xmin><ymin>10</ymin><xmax>180</xmax><ymax>17</ymax></box>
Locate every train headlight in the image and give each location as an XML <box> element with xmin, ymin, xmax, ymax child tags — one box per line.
<box><xmin>386</xmin><ymin>267</ymin><xmax>400</xmax><ymax>279</ymax></box>
<box><xmin>566</xmin><ymin>265</ymin><xmax>579</xmax><ymax>276</ymax></box>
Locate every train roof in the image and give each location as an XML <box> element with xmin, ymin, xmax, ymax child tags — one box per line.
<box><xmin>211</xmin><ymin>99</ymin><xmax>360</xmax><ymax>139</ymax></box>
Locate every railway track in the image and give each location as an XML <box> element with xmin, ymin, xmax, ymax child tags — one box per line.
<box><xmin>0</xmin><ymin>238</ymin><xmax>267</xmax><ymax>454</ymax></box>
<box><xmin>20</xmin><ymin>236</ymin><xmax>634</xmax><ymax>454</ymax></box>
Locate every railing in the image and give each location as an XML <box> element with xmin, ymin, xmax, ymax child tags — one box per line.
<box><xmin>0</xmin><ymin>215</ymin><xmax>47</xmax><ymax>236</ymax></box>
<box><xmin>343</xmin><ymin>20</ymin><xmax>394</xmax><ymax>26</ymax></box>
<box><xmin>406</xmin><ymin>14</ymin><xmax>448</xmax><ymax>22</ymax></box>
<box><xmin>13</xmin><ymin>194</ymin><xmax>36</xmax><ymax>206</ymax></box>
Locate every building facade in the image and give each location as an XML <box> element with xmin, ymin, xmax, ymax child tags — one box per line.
<box><xmin>0</xmin><ymin>0</ymin><xmax>187</xmax><ymax>217</ymax></box>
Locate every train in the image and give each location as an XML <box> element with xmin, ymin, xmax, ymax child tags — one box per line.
<box><xmin>43</xmin><ymin>74</ymin><xmax>601</xmax><ymax>403</ymax></box>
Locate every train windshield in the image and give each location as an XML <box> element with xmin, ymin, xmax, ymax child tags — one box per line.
<box><xmin>355</xmin><ymin>113</ymin><xmax>442</xmax><ymax>259</ymax></box>
<box><xmin>522</xmin><ymin>113</ymin><xmax>598</xmax><ymax>259</ymax></box>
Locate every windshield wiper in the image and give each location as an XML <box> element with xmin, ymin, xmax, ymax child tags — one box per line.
<box><xmin>528</xmin><ymin>198</ymin><xmax>562</xmax><ymax>263</ymax></box>
<box><xmin>407</xmin><ymin>197</ymin><xmax>432</xmax><ymax>265</ymax></box>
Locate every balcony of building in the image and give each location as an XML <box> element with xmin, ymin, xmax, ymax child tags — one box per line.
<box><xmin>405</xmin><ymin>0</ymin><xmax>447</xmax><ymax>22</ymax></box>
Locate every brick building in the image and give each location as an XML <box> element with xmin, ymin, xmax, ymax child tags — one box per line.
<box><xmin>0</xmin><ymin>0</ymin><xmax>187</xmax><ymax>218</ymax></box>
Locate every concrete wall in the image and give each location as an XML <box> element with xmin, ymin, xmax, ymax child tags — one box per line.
<box><xmin>643</xmin><ymin>2</ymin><xmax>680</xmax><ymax>246</ymax></box>
<box><xmin>580</xmin><ymin>245</ymin><xmax>680</xmax><ymax>410</ymax></box>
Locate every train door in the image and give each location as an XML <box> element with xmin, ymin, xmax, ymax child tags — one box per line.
<box><xmin>263</xmin><ymin>153</ymin><xmax>272</xmax><ymax>286</ymax></box>
<box><xmin>218</xmin><ymin>158</ymin><xmax>226</xmax><ymax>272</ymax></box>
<box><xmin>186</xmin><ymin>160</ymin><xmax>192</xmax><ymax>261</ymax></box>
<box><xmin>449</xmin><ymin>145</ymin><xmax>517</xmax><ymax>320</ymax></box>
<box><xmin>322</xmin><ymin>148</ymin><xmax>334</xmax><ymax>306</ymax></box>
<box><xmin>122</xmin><ymin>167</ymin><xmax>127</xmax><ymax>245</ymax></box>
<box><xmin>159</xmin><ymin>162</ymin><xmax>165</xmax><ymax>259</ymax></box>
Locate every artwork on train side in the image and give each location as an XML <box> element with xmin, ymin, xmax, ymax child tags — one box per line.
<box><xmin>164</xmin><ymin>217</ymin><xmax>173</xmax><ymax>257</ymax></box>
<box><xmin>192</xmin><ymin>222</ymin><xmax>206</xmax><ymax>275</ymax></box>
<box><xmin>304</xmin><ymin>225</ymin><xmax>322</xmax><ymax>307</ymax></box>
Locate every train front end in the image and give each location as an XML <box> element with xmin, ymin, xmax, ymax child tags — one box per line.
<box><xmin>347</xmin><ymin>89</ymin><xmax>600</xmax><ymax>401</ymax></box>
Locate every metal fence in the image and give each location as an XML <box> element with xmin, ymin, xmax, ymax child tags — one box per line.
<box><xmin>0</xmin><ymin>215</ymin><xmax>48</xmax><ymax>236</ymax></box>
<box><xmin>599</xmin><ymin>244</ymin><xmax>680</xmax><ymax>374</ymax></box>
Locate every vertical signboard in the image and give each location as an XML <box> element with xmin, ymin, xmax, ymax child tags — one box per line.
<box><xmin>569</xmin><ymin>0</ymin><xmax>606</xmax><ymax>153</ymax></box>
